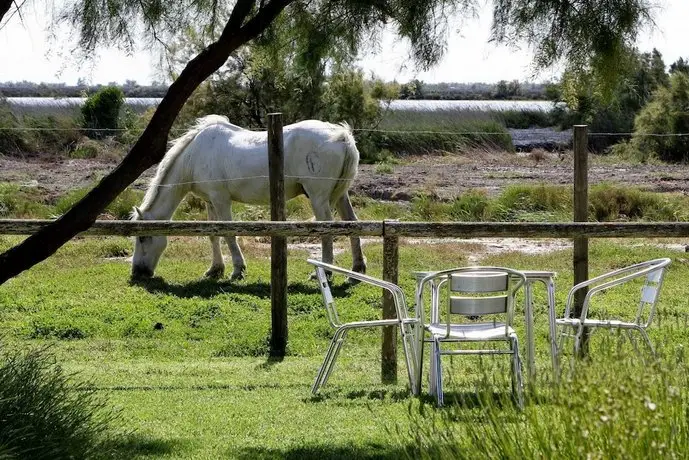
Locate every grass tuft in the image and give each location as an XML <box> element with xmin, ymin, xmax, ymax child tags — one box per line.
<box><xmin>0</xmin><ymin>346</ymin><xmax>121</xmax><ymax>458</ymax></box>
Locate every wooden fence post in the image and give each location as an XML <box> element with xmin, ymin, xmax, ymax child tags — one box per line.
<box><xmin>573</xmin><ymin>124</ymin><xmax>590</xmax><ymax>356</ymax></box>
<box><xmin>382</xmin><ymin>221</ymin><xmax>399</xmax><ymax>383</ymax></box>
<box><xmin>268</xmin><ymin>113</ymin><xmax>287</xmax><ymax>358</ymax></box>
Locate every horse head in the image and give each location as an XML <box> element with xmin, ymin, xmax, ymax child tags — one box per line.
<box><xmin>131</xmin><ymin>206</ymin><xmax>168</xmax><ymax>279</ymax></box>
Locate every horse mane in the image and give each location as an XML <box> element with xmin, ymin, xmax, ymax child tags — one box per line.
<box><xmin>138</xmin><ymin>115</ymin><xmax>237</xmax><ymax>214</ymax></box>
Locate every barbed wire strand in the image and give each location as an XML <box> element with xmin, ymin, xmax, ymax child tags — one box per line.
<box><xmin>2</xmin><ymin>125</ymin><xmax>689</xmax><ymax>137</ymax></box>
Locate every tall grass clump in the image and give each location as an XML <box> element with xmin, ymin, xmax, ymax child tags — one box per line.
<box><xmin>497</xmin><ymin>184</ymin><xmax>571</xmax><ymax>220</ymax></box>
<box><xmin>53</xmin><ymin>186</ymin><xmax>144</xmax><ymax>219</ymax></box>
<box><xmin>404</xmin><ymin>344</ymin><xmax>689</xmax><ymax>459</ymax></box>
<box><xmin>376</xmin><ymin>108</ymin><xmax>514</xmax><ymax>154</ymax></box>
<box><xmin>0</xmin><ymin>183</ymin><xmax>51</xmax><ymax>218</ymax></box>
<box><xmin>0</xmin><ymin>103</ymin><xmax>81</xmax><ymax>157</ymax></box>
<box><xmin>0</xmin><ymin>346</ymin><xmax>121</xmax><ymax>459</ymax></box>
<box><xmin>589</xmin><ymin>183</ymin><xmax>689</xmax><ymax>221</ymax></box>
<box><xmin>449</xmin><ymin>189</ymin><xmax>501</xmax><ymax>221</ymax></box>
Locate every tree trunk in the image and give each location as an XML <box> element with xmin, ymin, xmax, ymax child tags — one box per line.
<box><xmin>1</xmin><ymin>0</ymin><xmax>15</xmax><ymax>24</ymax></box>
<box><xmin>0</xmin><ymin>0</ymin><xmax>291</xmax><ymax>284</ymax></box>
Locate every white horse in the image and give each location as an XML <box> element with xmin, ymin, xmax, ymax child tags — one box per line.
<box><xmin>131</xmin><ymin>115</ymin><xmax>366</xmax><ymax>280</ymax></box>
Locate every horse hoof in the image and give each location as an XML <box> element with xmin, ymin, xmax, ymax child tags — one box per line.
<box><xmin>204</xmin><ymin>267</ymin><xmax>225</xmax><ymax>279</ymax></box>
<box><xmin>230</xmin><ymin>271</ymin><xmax>245</xmax><ymax>281</ymax></box>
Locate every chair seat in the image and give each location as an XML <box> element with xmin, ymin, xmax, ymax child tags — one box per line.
<box><xmin>426</xmin><ymin>322</ymin><xmax>514</xmax><ymax>341</ymax></box>
<box><xmin>556</xmin><ymin>318</ymin><xmax>642</xmax><ymax>330</ymax></box>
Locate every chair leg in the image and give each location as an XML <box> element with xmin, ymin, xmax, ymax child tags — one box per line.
<box><xmin>625</xmin><ymin>329</ymin><xmax>641</xmax><ymax>356</ymax></box>
<box><xmin>312</xmin><ymin>329</ymin><xmax>346</xmax><ymax>394</ymax></box>
<box><xmin>637</xmin><ymin>328</ymin><xmax>657</xmax><ymax>359</ymax></box>
<box><xmin>573</xmin><ymin>324</ymin><xmax>585</xmax><ymax>356</ymax></box>
<box><xmin>510</xmin><ymin>335</ymin><xmax>524</xmax><ymax>410</ymax></box>
<box><xmin>433</xmin><ymin>340</ymin><xmax>444</xmax><ymax>406</ymax></box>
<box><xmin>321</xmin><ymin>330</ymin><xmax>347</xmax><ymax>388</ymax></box>
<box><xmin>313</xmin><ymin>337</ymin><xmax>338</xmax><ymax>394</ymax></box>
<box><xmin>415</xmin><ymin>336</ymin><xmax>425</xmax><ymax>397</ymax></box>
<box><xmin>401</xmin><ymin>324</ymin><xmax>418</xmax><ymax>395</ymax></box>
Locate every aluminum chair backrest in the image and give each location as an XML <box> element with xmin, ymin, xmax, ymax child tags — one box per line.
<box><xmin>635</xmin><ymin>259</ymin><xmax>671</xmax><ymax>327</ymax></box>
<box><xmin>314</xmin><ymin>266</ymin><xmax>340</xmax><ymax>328</ymax></box>
<box><xmin>417</xmin><ymin>267</ymin><xmax>526</xmax><ymax>338</ymax></box>
<box><xmin>450</xmin><ymin>272</ymin><xmax>510</xmax><ymax>316</ymax></box>
<box><xmin>570</xmin><ymin>258</ymin><xmax>672</xmax><ymax>327</ymax></box>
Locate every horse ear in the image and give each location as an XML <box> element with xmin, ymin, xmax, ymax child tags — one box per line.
<box><xmin>133</xmin><ymin>206</ymin><xmax>144</xmax><ymax>219</ymax></box>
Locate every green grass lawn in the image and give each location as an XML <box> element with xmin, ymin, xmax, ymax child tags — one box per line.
<box><xmin>1</xmin><ymin>235</ymin><xmax>688</xmax><ymax>458</ymax></box>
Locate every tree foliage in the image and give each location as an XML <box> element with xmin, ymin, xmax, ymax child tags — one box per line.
<box><xmin>617</xmin><ymin>72</ymin><xmax>689</xmax><ymax>162</ymax></box>
<box><xmin>558</xmin><ymin>47</ymin><xmax>669</xmax><ymax>151</ymax></box>
<box><xmin>492</xmin><ymin>0</ymin><xmax>653</xmax><ymax>81</ymax></box>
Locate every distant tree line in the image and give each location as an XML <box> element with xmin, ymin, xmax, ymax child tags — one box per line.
<box><xmin>1</xmin><ymin>78</ymin><xmax>555</xmax><ymax>100</ymax></box>
<box><xmin>0</xmin><ymin>80</ymin><xmax>168</xmax><ymax>97</ymax></box>
<box><xmin>400</xmin><ymin>80</ymin><xmax>554</xmax><ymax>100</ymax></box>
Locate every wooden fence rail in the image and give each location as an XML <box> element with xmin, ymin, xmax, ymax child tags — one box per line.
<box><xmin>3</xmin><ymin>220</ymin><xmax>689</xmax><ymax>238</ymax></box>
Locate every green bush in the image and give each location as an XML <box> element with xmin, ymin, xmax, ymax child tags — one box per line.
<box><xmin>82</xmin><ymin>86</ymin><xmax>124</xmax><ymax>139</ymax></box>
<box><xmin>624</xmin><ymin>72</ymin><xmax>689</xmax><ymax>162</ymax></box>
<box><xmin>53</xmin><ymin>186</ymin><xmax>144</xmax><ymax>219</ymax></box>
<box><xmin>0</xmin><ymin>346</ymin><xmax>120</xmax><ymax>458</ymax></box>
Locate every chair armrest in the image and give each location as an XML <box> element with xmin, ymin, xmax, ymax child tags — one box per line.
<box><xmin>307</xmin><ymin>259</ymin><xmax>413</xmax><ymax>324</ymax></box>
<box><xmin>563</xmin><ymin>258</ymin><xmax>671</xmax><ymax>321</ymax></box>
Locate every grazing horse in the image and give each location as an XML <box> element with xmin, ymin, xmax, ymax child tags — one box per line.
<box><xmin>131</xmin><ymin>115</ymin><xmax>366</xmax><ymax>280</ymax></box>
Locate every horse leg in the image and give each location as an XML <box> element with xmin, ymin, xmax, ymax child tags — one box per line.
<box><xmin>336</xmin><ymin>192</ymin><xmax>366</xmax><ymax>274</ymax></box>
<box><xmin>211</xmin><ymin>199</ymin><xmax>246</xmax><ymax>281</ymax></box>
<box><xmin>309</xmin><ymin>197</ymin><xmax>334</xmax><ymax>268</ymax></box>
<box><xmin>204</xmin><ymin>202</ymin><xmax>225</xmax><ymax>279</ymax></box>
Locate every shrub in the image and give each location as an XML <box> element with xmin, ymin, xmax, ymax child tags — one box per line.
<box><xmin>82</xmin><ymin>86</ymin><xmax>125</xmax><ymax>139</ymax></box>
<box><xmin>0</xmin><ymin>346</ymin><xmax>120</xmax><ymax>458</ymax></box>
<box><xmin>625</xmin><ymin>72</ymin><xmax>689</xmax><ymax>162</ymax></box>
<box><xmin>70</xmin><ymin>137</ymin><xmax>101</xmax><ymax>159</ymax></box>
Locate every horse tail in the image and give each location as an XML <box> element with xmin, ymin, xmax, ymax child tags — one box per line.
<box><xmin>329</xmin><ymin>122</ymin><xmax>360</xmax><ymax>207</ymax></box>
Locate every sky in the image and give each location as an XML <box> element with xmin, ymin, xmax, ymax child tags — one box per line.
<box><xmin>0</xmin><ymin>0</ymin><xmax>687</xmax><ymax>85</ymax></box>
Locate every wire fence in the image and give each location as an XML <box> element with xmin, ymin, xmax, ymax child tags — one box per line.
<box><xmin>2</xmin><ymin>125</ymin><xmax>689</xmax><ymax>138</ymax></box>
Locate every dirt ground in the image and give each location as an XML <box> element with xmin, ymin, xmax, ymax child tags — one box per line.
<box><xmin>3</xmin><ymin>149</ymin><xmax>687</xmax><ymax>203</ymax></box>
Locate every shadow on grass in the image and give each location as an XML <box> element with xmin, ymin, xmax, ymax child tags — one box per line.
<box><xmin>306</xmin><ymin>387</ymin><xmax>413</xmax><ymax>404</ymax></box>
<box><xmin>129</xmin><ymin>277</ymin><xmax>355</xmax><ymax>299</ymax></box>
<box><xmin>87</xmin><ymin>382</ymin><xmax>306</xmax><ymax>392</ymax></box>
<box><xmin>231</xmin><ymin>444</ymin><xmax>414</xmax><ymax>460</ymax></box>
<box><xmin>105</xmin><ymin>434</ymin><xmax>190</xmax><ymax>459</ymax></box>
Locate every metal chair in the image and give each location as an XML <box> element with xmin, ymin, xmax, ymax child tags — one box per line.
<box><xmin>556</xmin><ymin>258</ymin><xmax>671</xmax><ymax>358</ymax></box>
<box><xmin>307</xmin><ymin>259</ymin><xmax>419</xmax><ymax>395</ymax></box>
<box><xmin>415</xmin><ymin>267</ymin><xmax>527</xmax><ymax>407</ymax></box>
